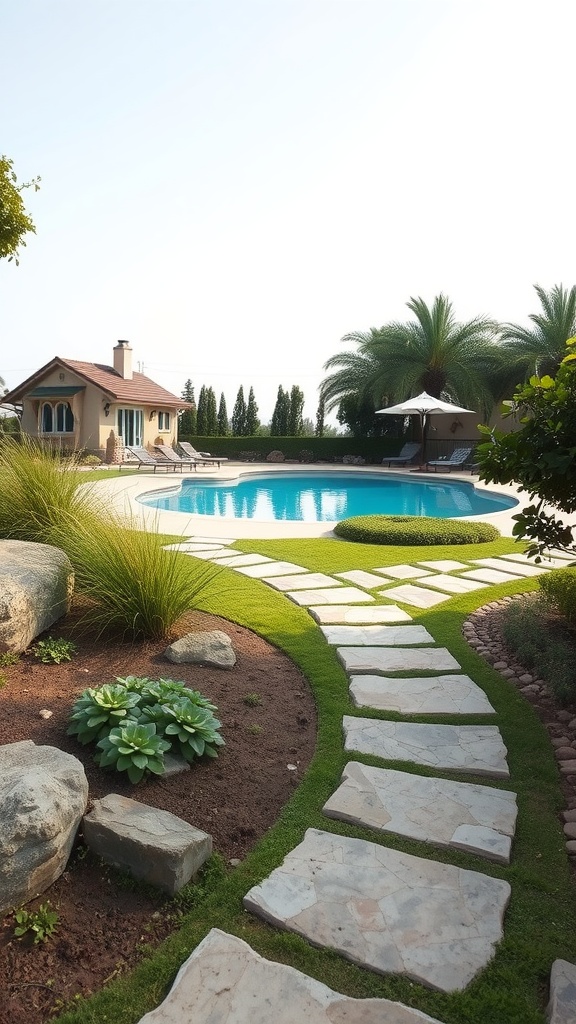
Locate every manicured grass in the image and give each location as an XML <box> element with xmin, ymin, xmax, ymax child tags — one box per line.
<box><xmin>334</xmin><ymin>513</ymin><xmax>499</xmax><ymax>544</ymax></box>
<box><xmin>50</xmin><ymin>534</ymin><xmax>576</xmax><ymax>1023</ymax></box>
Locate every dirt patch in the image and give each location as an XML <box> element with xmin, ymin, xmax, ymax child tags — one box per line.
<box><xmin>0</xmin><ymin>606</ymin><xmax>317</xmax><ymax>1024</ymax></box>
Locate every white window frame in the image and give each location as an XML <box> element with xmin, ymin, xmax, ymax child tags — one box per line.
<box><xmin>117</xmin><ymin>408</ymin><xmax>144</xmax><ymax>447</ymax></box>
<box><xmin>158</xmin><ymin>410</ymin><xmax>171</xmax><ymax>431</ymax></box>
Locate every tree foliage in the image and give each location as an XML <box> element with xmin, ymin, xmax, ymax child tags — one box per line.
<box><xmin>321</xmin><ymin>294</ymin><xmax>503</xmax><ymax>423</ymax></box>
<box><xmin>337</xmin><ymin>394</ymin><xmax>398</xmax><ymax>438</ymax></box>
<box><xmin>179</xmin><ymin>379</ymin><xmax>197</xmax><ymax>436</ymax></box>
<box><xmin>476</xmin><ymin>340</ymin><xmax>576</xmax><ymax>557</ymax></box>
<box><xmin>245</xmin><ymin>387</ymin><xmax>259</xmax><ymax>435</ymax></box>
<box><xmin>270</xmin><ymin>386</ymin><xmax>290</xmax><ymax>436</ymax></box>
<box><xmin>231</xmin><ymin>386</ymin><xmax>247</xmax><ymax>436</ymax></box>
<box><xmin>205</xmin><ymin>387</ymin><xmax>218</xmax><ymax>435</ymax></box>
<box><xmin>288</xmin><ymin>385</ymin><xmax>305</xmax><ymax>436</ymax></box>
<box><xmin>196</xmin><ymin>385</ymin><xmax>207</xmax><ymax>435</ymax></box>
<box><xmin>0</xmin><ymin>155</ymin><xmax>40</xmax><ymax>264</ymax></box>
<box><xmin>217</xmin><ymin>393</ymin><xmax>229</xmax><ymax>436</ymax></box>
<box><xmin>501</xmin><ymin>283</ymin><xmax>576</xmax><ymax>379</ymax></box>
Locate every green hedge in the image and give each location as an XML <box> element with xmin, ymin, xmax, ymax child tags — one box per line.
<box><xmin>334</xmin><ymin>514</ymin><xmax>500</xmax><ymax>545</ymax></box>
<box><xmin>539</xmin><ymin>566</ymin><xmax>576</xmax><ymax>624</ymax></box>
<box><xmin>178</xmin><ymin>435</ymin><xmax>404</xmax><ymax>462</ymax></box>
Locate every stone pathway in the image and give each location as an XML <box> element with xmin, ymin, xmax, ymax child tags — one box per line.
<box><xmin>154</xmin><ymin>536</ymin><xmax>572</xmax><ymax>1020</ymax></box>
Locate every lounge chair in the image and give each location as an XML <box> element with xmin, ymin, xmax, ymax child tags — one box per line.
<box><xmin>426</xmin><ymin>447</ymin><xmax>474</xmax><ymax>472</ymax></box>
<box><xmin>123</xmin><ymin>446</ymin><xmax>180</xmax><ymax>472</ymax></box>
<box><xmin>153</xmin><ymin>444</ymin><xmax>203</xmax><ymax>470</ymax></box>
<box><xmin>178</xmin><ymin>441</ymin><xmax>228</xmax><ymax>468</ymax></box>
<box><xmin>381</xmin><ymin>442</ymin><xmax>421</xmax><ymax>467</ymax></box>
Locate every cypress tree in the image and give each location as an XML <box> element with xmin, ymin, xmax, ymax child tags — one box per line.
<box><xmin>270</xmin><ymin>385</ymin><xmax>285</xmax><ymax>436</ymax></box>
<box><xmin>196</xmin><ymin>385</ymin><xmax>207</xmax><ymax>435</ymax></box>
<box><xmin>231</xmin><ymin>386</ymin><xmax>247</xmax><ymax>436</ymax></box>
<box><xmin>217</xmin><ymin>393</ymin><xmax>230</xmax><ymax>435</ymax></box>
<box><xmin>205</xmin><ymin>387</ymin><xmax>218</xmax><ymax>435</ymax></box>
<box><xmin>179</xmin><ymin>379</ymin><xmax>197</xmax><ymax>436</ymax></box>
<box><xmin>315</xmin><ymin>395</ymin><xmax>325</xmax><ymax>437</ymax></box>
<box><xmin>288</xmin><ymin>385</ymin><xmax>305</xmax><ymax>436</ymax></box>
<box><xmin>245</xmin><ymin>386</ymin><xmax>260</xmax><ymax>435</ymax></box>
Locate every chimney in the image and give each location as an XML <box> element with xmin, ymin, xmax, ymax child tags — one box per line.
<box><xmin>113</xmin><ymin>340</ymin><xmax>133</xmax><ymax>380</ymax></box>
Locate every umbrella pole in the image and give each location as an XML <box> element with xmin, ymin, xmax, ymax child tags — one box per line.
<box><xmin>411</xmin><ymin>411</ymin><xmax>427</xmax><ymax>472</ymax></box>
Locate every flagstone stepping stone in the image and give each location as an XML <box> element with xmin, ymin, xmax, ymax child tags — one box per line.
<box><xmin>136</xmin><ymin>927</ymin><xmax>449</xmax><ymax>1024</ymax></box>
<box><xmin>335</xmin><ymin>569</ymin><xmax>395</xmax><ymax>589</ymax></box>
<box><xmin>207</xmin><ymin>548</ymin><xmax>253</xmax><ymax>560</ymax></box>
<box><xmin>287</xmin><ymin>587</ymin><xmax>375</xmax><ymax>606</ymax></box>
<box><xmin>416</xmin><ymin>560</ymin><xmax>471</xmax><ymax>572</ymax></box>
<box><xmin>163</xmin><ymin>542</ymin><xmax>227</xmax><ymax>552</ymax></box>
<box><xmin>309</xmin><ymin>604</ymin><xmax>412</xmax><ymax>624</ymax></box>
<box><xmin>337</xmin><ymin>646</ymin><xmax>461</xmax><ymax>673</ymax></box>
<box><xmin>264</xmin><ymin>572</ymin><xmax>341</xmax><ymax>591</ymax></box>
<box><xmin>349</xmin><ymin>673</ymin><xmax>495</xmax><ymax>715</ymax></box>
<box><xmin>470</xmin><ymin>557</ymin><xmax>548</xmax><ymax>577</ymax></box>
<box><xmin>498</xmin><ymin>552</ymin><xmax>568</xmax><ymax>569</ymax></box>
<box><xmin>243</xmin><ymin>828</ymin><xmax>511</xmax><ymax>992</ymax></box>
<box><xmin>323</xmin><ymin>763</ymin><xmax>517</xmax><ymax>863</ymax></box>
<box><xmin>185</xmin><ymin>535</ymin><xmax>237</xmax><ymax>544</ymax></box>
<box><xmin>373</xmin><ymin>564</ymin><xmax>434</xmax><ymax>580</ymax></box>
<box><xmin>236</xmin><ymin>561</ymin><xmax>308</xmax><ymax>577</ymax></box>
<box><xmin>185</xmin><ymin>549</ymin><xmax>236</xmax><ymax>560</ymax></box>
<box><xmin>545</xmin><ymin>549</ymin><xmax>576</xmax><ymax>561</ymax></box>
<box><xmin>343</xmin><ymin>718</ymin><xmax>509</xmax><ymax>777</ymax></box>
<box><xmin>210</xmin><ymin>553</ymin><xmax>272</xmax><ymax>567</ymax></box>
<box><xmin>413</xmin><ymin>574</ymin><xmax>488</xmax><ymax>594</ymax></box>
<box><xmin>321</xmin><ymin>624</ymin><xmax>433</xmax><ymax>646</ymax></box>
<box><xmin>547</xmin><ymin>959</ymin><xmax>576</xmax><ymax>1024</ymax></box>
<box><xmin>377</xmin><ymin>584</ymin><xmax>452</xmax><ymax>608</ymax></box>
<box><xmin>460</xmin><ymin>568</ymin><xmax>523</xmax><ymax>585</ymax></box>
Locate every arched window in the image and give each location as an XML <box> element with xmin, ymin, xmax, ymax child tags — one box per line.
<box><xmin>56</xmin><ymin>402</ymin><xmax>74</xmax><ymax>433</ymax></box>
<box><xmin>42</xmin><ymin>403</ymin><xmax>53</xmax><ymax>432</ymax></box>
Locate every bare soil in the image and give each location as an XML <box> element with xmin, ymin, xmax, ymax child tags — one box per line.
<box><xmin>0</xmin><ymin>606</ymin><xmax>317</xmax><ymax>1024</ymax></box>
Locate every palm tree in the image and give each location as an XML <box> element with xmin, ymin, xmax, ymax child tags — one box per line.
<box><xmin>321</xmin><ymin>295</ymin><xmax>503</xmax><ymax>420</ymax></box>
<box><xmin>500</xmin><ymin>283</ymin><xmax>576</xmax><ymax>378</ymax></box>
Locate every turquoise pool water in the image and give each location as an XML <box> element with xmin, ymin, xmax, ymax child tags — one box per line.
<box><xmin>138</xmin><ymin>472</ymin><xmax>517</xmax><ymax>522</ymax></box>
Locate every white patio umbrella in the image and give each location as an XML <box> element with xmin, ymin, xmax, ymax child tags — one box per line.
<box><xmin>376</xmin><ymin>391</ymin><xmax>475</xmax><ymax>470</ymax></box>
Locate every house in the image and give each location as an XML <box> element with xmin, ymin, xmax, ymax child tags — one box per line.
<box><xmin>3</xmin><ymin>341</ymin><xmax>191</xmax><ymax>459</ymax></box>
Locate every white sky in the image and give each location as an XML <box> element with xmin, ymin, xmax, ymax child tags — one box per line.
<box><xmin>2</xmin><ymin>0</ymin><xmax>575</xmax><ymax>424</ymax></box>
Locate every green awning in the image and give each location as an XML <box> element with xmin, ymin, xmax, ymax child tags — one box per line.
<box><xmin>28</xmin><ymin>386</ymin><xmax>85</xmax><ymax>398</ymax></box>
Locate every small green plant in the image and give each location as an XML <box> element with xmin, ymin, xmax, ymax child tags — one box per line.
<box><xmin>95</xmin><ymin>721</ymin><xmax>171</xmax><ymax>784</ymax></box>
<box><xmin>500</xmin><ymin>593</ymin><xmax>576</xmax><ymax>704</ymax></box>
<box><xmin>0</xmin><ymin>651</ymin><xmax>19</xmax><ymax>667</ymax></box>
<box><xmin>247</xmin><ymin>723</ymin><xmax>263</xmax><ymax>735</ymax></box>
<box><xmin>32</xmin><ymin>636</ymin><xmax>77</xmax><ymax>664</ymax></box>
<box><xmin>161</xmin><ymin>697</ymin><xmax>224</xmax><ymax>761</ymax></box>
<box><xmin>242</xmin><ymin>693</ymin><xmax>262</xmax><ymax>707</ymax></box>
<box><xmin>538</xmin><ymin>566</ymin><xmax>576</xmax><ymax>625</ymax></box>
<box><xmin>0</xmin><ymin>672</ymin><xmax>7</xmax><ymax>689</ymax></box>
<box><xmin>13</xmin><ymin>902</ymin><xmax>59</xmax><ymax>944</ymax></box>
<box><xmin>67</xmin><ymin>684</ymin><xmax>143</xmax><ymax>744</ymax></box>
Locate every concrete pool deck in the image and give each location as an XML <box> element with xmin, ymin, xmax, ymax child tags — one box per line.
<box><xmin>87</xmin><ymin>462</ymin><xmax>531</xmax><ymax>540</ymax></box>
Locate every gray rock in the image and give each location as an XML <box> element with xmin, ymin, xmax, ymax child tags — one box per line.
<box><xmin>547</xmin><ymin>959</ymin><xmax>576</xmax><ymax>1023</ymax></box>
<box><xmin>0</xmin><ymin>741</ymin><xmax>88</xmax><ymax>914</ymax></box>
<box><xmin>0</xmin><ymin>539</ymin><xmax>74</xmax><ymax>653</ymax></box>
<box><xmin>83</xmin><ymin>793</ymin><xmax>212</xmax><ymax>894</ymax></box>
<box><xmin>164</xmin><ymin>630</ymin><xmax>236</xmax><ymax>669</ymax></box>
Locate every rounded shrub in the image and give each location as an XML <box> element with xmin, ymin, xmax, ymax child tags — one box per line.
<box><xmin>333</xmin><ymin>514</ymin><xmax>500</xmax><ymax>545</ymax></box>
<box><xmin>538</xmin><ymin>566</ymin><xmax>576</xmax><ymax>625</ymax></box>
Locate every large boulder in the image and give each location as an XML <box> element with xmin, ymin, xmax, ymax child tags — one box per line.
<box><xmin>0</xmin><ymin>539</ymin><xmax>74</xmax><ymax>653</ymax></box>
<box><xmin>0</xmin><ymin>741</ymin><xmax>89</xmax><ymax>914</ymax></box>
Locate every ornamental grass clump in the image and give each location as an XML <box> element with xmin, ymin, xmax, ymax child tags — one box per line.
<box><xmin>60</xmin><ymin>511</ymin><xmax>222</xmax><ymax>640</ymax></box>
<box><xmin>68</xmin><ymin>675</ymin><xmax>224</xmax><ymax>782</ymax></box>
<box><xmin>0</xmin><ymin>434</ymin><xmax>100</xmax><ymax>544</ymax></box>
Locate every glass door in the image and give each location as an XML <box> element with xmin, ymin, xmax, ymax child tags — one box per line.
<box><xmin>117</xmin><ymin>408</ymin><xmax>144</xmax><ymax>447</ymax></box>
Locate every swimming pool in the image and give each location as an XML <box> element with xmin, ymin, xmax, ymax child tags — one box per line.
<box><xmin>137</xmin><ymin>471</ymin><xmax>518</xmax><ymax>523</ymax></box>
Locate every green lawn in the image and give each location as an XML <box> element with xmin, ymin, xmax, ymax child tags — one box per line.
<box><xmin>54</xmin><ymin>535</ymin><xmax>576</xmax><ymax>1024</ymax></box>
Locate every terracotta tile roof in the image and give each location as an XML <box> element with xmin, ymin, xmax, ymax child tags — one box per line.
<box><xmin>4</xmin><ymin>357</ymin><xmax>191</xmax><ymax>408</ymax></box>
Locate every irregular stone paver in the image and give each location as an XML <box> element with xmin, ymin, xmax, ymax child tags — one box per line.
<box><xmin>413</xmin><ymin>574</ymin><xmax>488</xmax><ymax>594</ymax></box>
<box><xmin>460</xmin><ymin>568</ymin><xmax>523</xmax><ymax>585</ymax></box>
<box><xmin>209</xmin><ymin>553</ymin><xmax>272</xmax><ymax>567</ymax></box>
<box><xmin>320</xmin><ymin>624</ymin><xmax>433</xmax><ymax>646</ymax></box>
<box><xmin>416</xmin><ymin>560</ymin><xmax>470</xmax><ymax>572</ymax></box>
<box><xmin>498</xmin><ymin>552</ymin><xmax>568</xmax><ymax>569</ymax></box>
<box><xmin>470</xmin><ymin>557</ymin><xmax>548</xmax><ymax>578</ymax></box>
<box><xmin>337</xmin><ymin>646</ymin><xmax>461</xmax><ymax>673</ymax></box>
<box><xmin>235</xmin><ymin>561</ymin><xmax>308</xmax><ymax>578</ymax></box>
<box><xmin>377</xmin><ymin>584</ymin><xmax>453</xmax><ymax>608</ymax></box>
<box><xmin>184</xmin><ymin>549</ymin><xmax>235</xmax><ymax>560</ymax></box>
<box><xmin>373</xmin><ymin>565</ymin><xmax>433</xmax><ymax>580</ymax></box>
<box><xmin>185</xmin><ymin>535</ymin><xmax>237</xmax><ymax>544</ymax></box>
<box><xmin>205</xmin><ymin>548</ymin><xmax>252</xmax><ymax>560</ymax></box>
<box><xmin>545</xmin><ymin>549</ymin><xmax>576</xmax><ymax>561</ymax></box>
<box><xmin>163</xmin><ymin>542</ymin><xmax>227</xmax><ymax>552</ymax></box>
<box><xmin>243</xmin><ymin>828</ymin><xmax>511</xmax><ymax>992</ymax></box>
<box><xmin>547</xmin><ymin>959</ymin><xmax>576</xmax><ymax>1024</ymax></box>
<box><xmin>335</xmin><ymin>569</ymin><xmax>395</xmax><ymax>589</ymax></box>
<box><xmin>343</xmin><ymin>718</ymin><xmax>509</xmax><ymax>777</ymax></box>
<box><xmin>323</xmin><ymin>763</ymin><xmax>517</xmax><ymax>863</ymax></box>
<box><xmin>264</xmin><ymin>572</ymin><xmax>341</xmax><ymax>591</ymax></box>
<box><xmin>136</xmin><ymin>928</ymin><xmax>449</xmax><ymax>1024</ymax></box>
<box><xmin>287</xmin><ymin>587</ymin><xmax>375</xmax><ymax>606</ymax></box>
<box><xmin>309</xmin><ymin>605</ymin><xmax>412</xmax><ymax>624</ymax></box>
<box><xmin>349</xmin><ymin>673</ymin><xmax>495</xmax><ymax>715</ymax></box>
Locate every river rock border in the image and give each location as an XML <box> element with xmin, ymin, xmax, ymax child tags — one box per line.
<box><xmin>463</xmin><ymin>596</ymin><xmax>576</xmax><ymax>863</ymax></box>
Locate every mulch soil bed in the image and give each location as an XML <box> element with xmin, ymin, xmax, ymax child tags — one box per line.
<box><xmin>0</xmin><ymin>606</ymin><xmax>317</xmax><ymax>1024</ymax></box>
